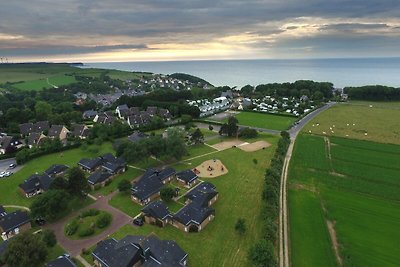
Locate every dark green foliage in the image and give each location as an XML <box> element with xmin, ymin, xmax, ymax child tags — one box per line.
<box><xmin>118</xmin><ymin>179</ymin><xmax>131</xmax><ymax>192</ymax></box>
<box><xmin>344</xmin><ymin>85</ymin><xmax>400</xmax><ymax>101</ymax></box>
<box><xmin>219</xmin><ymin>116</ymin><xmax>239</xmax><ymax>137</ymax></box>
<box><xmin>30</xmin><ymin>189</ymin><xmax>69</xmax><ymax>220</ymax></box>
<box><xmin>248</xmin><ymin>239</ymin><xmax>277</xmax><ymax>267</ymax></box>
<box><xmin>209</xmin><ymin>125</ymin><xmax>214</xmax><ymax>131</ymax></box>
<box><xmin>41</xmin><ymin>229</ymin><xmax>57</xmax><ymax>247</ymax></box>
<box><xmin>3</xmin><ymin>232</ymin><xmax>48</xmax><ymax>267</ymax></box>
<box><xmin>96</xmin><ymin>213</ymin><xmax>112</xmax><ymax>229</ymax></box>
<box><xmin>160</xmin><ymin>186</ymin><xmax>176</xmax><ymax>202</ymax></box>
<box><xmin>80</xmin><ymin>209</ymin><xmax>100</xmax><ymax>218</ymax></box>
<box><xmin>169</xmin><ymin>73</ymin><xmax>212</xmax><ymax>86</ymax></box>
<box><xmin>191</xmin><ymin>128</ymin><xmax>204</xmax><ymax>144</ymax></box>
<box><xmin>65</xmin><ymin>219</ymin><xmax>79</xmax><ymax>236</ymax></box>
<box><xmin>235</xmin><ymin>218</ymin><xmax>247</xmax><ymax>234</ymax></box>
<box><xmin>67</xmin><ymin>167</ymin><xmax>90</xmax><ymax>197</ymax></box>
<box><xmin>239</xmin><ymin>127</ymin><xmax>258</xmax><ymax>138</ymax></box>
<box><xmin>49</xmin><ymin>176</ymin><xmax>69</xmax><ymax>190</ymax></box>
<box><xmin>78</xmin><ymin>227</ymin><xmax>95</xmax><ymax>237</ymax></box>
<box><xmin>253</xmin><ymin>158</ymin><xmax>258</xmax><ymax>164</ymax></box>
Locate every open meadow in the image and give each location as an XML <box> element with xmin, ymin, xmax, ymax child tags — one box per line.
<box><xmin>302</xmin><ymin>101</ymin><xmax>400</xmax><ymax>144</ymax></box>
<box><xmin>288</xmin><ymin>134</ymin><xmax>400</xmax><ymax>267</ymax></box>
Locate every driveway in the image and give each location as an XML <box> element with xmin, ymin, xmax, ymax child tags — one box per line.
<box><xmin>0</xmin><ymin>158</ymin><xmax>22</xmax><ymax>175</ymax></box>
<box><xmin>45</xmin><ymin>192</ymin><xmax>133</xmax><ymax>256</ymax></box>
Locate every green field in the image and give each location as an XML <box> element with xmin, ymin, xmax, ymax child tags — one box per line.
<box><xmin>229</xmin><ymin>111</ymin><xmax>296</xmax><ymax>130</ymax></box>
<box><xmin>0</xmin><ymin>143</ymin><xmax>113</xmax><ymax>207</ymax></box>
<box><xmin>302</xmin><ymin>101</ymin><xmax>400</xmax><ymax>144</ymax></box>
<box><xmin>101</xmin><ymin>134</ymin><xmax>279</xmax><ymax>267</ymax></box>
<box><xmin>13</xmin><ymin>75</ymin><xmax>77</xmax><ymax>90</ymax></box>
<box><xmin>288</xmin><ymin>134</ymin><xmax>400</xmax><ymax>267</ymax></box>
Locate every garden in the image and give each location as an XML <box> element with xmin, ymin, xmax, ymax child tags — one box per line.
<box><xmin>64</xmin><ymin>209</ymin><xmax>112</xmax><ymax>239</ymax></box>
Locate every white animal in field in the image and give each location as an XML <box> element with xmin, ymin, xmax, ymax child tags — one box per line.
<box><xmin>365</xmin><ymin>133</ymin><xmax>368</xmax><ymax>136</ymax></box>
<box><xmin>347</xmin><ymin>123</ymin><xmax>349</xmax><ymax>126</ymax></box>
<box><xmin>322</xmin><ymin>131</ymin><xmax>326</xmax><ymax>135</ymax></box>
<box><xmin>309</xmin><ymin>130</ymin><xmax>312</xmax><ymax>133</ymax></box>
<box><xmin>346</xmin><ymin>134</ymin><xmax>349</xmax><ymax>137</ymax></box>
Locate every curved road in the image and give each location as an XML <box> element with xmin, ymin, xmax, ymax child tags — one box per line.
<box><xmin>279</xmin><ymin>102</ymin><xmax>336</xmax><ymax>267</ymax></box>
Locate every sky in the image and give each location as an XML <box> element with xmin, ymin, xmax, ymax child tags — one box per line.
<box><xmin>1</xmin><ymin>0</ymin><xmax>400</xmax><ymax>62</ymax></box>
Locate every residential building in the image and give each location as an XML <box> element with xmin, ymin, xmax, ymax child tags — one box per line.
<box><xmin>92</xmin><ymin>234</ymin><xmax>188</xmax><ymax>267</ymax></box>
<box><xmin>28</xmin><ymin>132</ymin><xmax>47</xmax><ymax>148</ymax></box>
<box><xmin>0</xmin><ymin>211</ymin><xmax>31</xmax><ymax>240</ymax></box>
<box><xmin>87</xmin><ymin>172</ymin><xmax>112</xmax><ymax>190</ymax></box>
<box><xmin>127</xmin><ymin>131</ymin><xmax>149</xmax><ymax>143</ymax></box>
<box><xmin>44</xmin><ymin>164</ymin><xmax>69</xmax><ymax>177</ymax></box>
<box><xmin>141</xmin><ymin>200</ymin><xmax>172</xmax><ymax>227</ymax></box>
<box><xmin>0</xmin><ymin>136</ymin><xmax>21</xmax><ymax>155</ymax></box>
<box><xmin>176</xmin><ymin>169</ymin><xmax>198</xmax><ymax>188</ymax></box>
<box><xmin>19</xmin><ymin>174</ymin><xmax>52</xmax><ymax>197</ymax></box>
<box><xmin>48</xmin><ymin>125</ymin><xmax>69</xmax><ymax>141</ymax></box>
<box><xmin>46</xmin><ymin>255</ymin><xmax>77</xmax><ymax>267</ymax></box>
<box><xmin>83</xmin><ymin>110</ymin><xmax>98</xmax><ymax>120</ymax></box>
<box><xmin>72</xmin><ymin>124</ymin><xmax>90</xmax><ymax>139</ymax></box>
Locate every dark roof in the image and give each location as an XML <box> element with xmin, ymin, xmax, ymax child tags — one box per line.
<box><xmin>19</xmin><ymin>123</ymin><xmax>33</xmax><ymax>135</ymax></box>
<box><xmin>83</xmin><ymin>110</ymin><xmax>98</xmax><ymax>118</ymax></box>
<box><xmin>141</xmin><ymin>200</ymin><xmax>171</xmax><ymax>220</ymax></box>
<box><xmin>28</xmin><ymin>132</ymin><xmax>46</xmax><ymax>147</ymax></box>
<box><xmin>78</xmin><ymin>157</ymin><xmax>103</xmax><ymax>170</ymax></box>
<box><xmin>131</xmin><ymin>168</ymin><xmax>176</xmax><ymax>201</ymax></box>
<box><xmin>44</xmin><ymin>164</ymin><xmax>69</xmax><ymax>176</ymax></box>
<box><xmin>185</xmin><ymin>182</ymin><xmax>218</xmax><ymax>208</ymax></box>
<box><xmin>88</xmin><ymin>171</ymin><xmax>111</xmax><ymax>185</ymax></box>
<box><xmin>146</xmin><ymin>106</ymin><xmax>158</xmax><ymax>116</ymax></box>
<box><xmin>19</xmin><ymin>174</ymin><xmax>52</xmax><ymax>194</ymax></box>
<box><xmin>93</xmin><ymin>235</ymin><xmax>187</xmax><ymax>267</ymax></box>
<box><xmin>34</xmin><ymin>121</ymin><xmax>49</xmax><ymax>132</ymax></box>
<box><xmin>93</xmin><ymin>238</ymin><xmax>142</xmax><ymax>267</ymax></box>
<box><xmin>176</xmin><ymin>170</ymin><xmax>198</xmax><ymax>184</ymax></box>
<box><xmin>0</xmin><ymin>240</ymin><xmax>8</xmax><ymax>259</ymax></box>
<box><xmin>46</xmin><ymin>255</ymin><xmax>77</xmax><ymax>267</ymax></box>
<box><xmin>48</xmin><ymin>125</ymin><xmax>69</xmax><ymax>138</ymax></box>
<box><xmin>127</xmin><ymin>132</ymin><xmax>149</xmax><ymax>143</ymax></box>
<box><xmin>0</xmin><ymin>206</ymin><xmax>6</xmax><ymax>216</ymax></box>
<box><xmin>72</xmin><ymin>124</ymin><xmax>89</xmax><ymax>138</ymax></box>
<box><xmin>101</xmin><ymin>154</ymin><xmax>126</xmax><ymax>174</ymax></box>
<box><xmin>116</xmin><ymin>104</ymin><xmax>129</xmax><ymax>111</ymax></box>
<box><xmin>0</xmin><ymin>136</ymin><xmax>13</xmax><ymax>150</ymax></box>
<box><xmin>0</xmin><ymin>211</ymin><xmax>30</xmax><ymax>232</ymax></box>
<box><xmin>173</xmin><ymin>202</ymin><xmax>214</xmax><ymax>226</ymax></box>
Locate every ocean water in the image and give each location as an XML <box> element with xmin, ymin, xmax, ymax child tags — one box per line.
<box><xmin>83</xmin><ymin>58</ymin><xmax>400</xmax><ymax>88</ymax></box>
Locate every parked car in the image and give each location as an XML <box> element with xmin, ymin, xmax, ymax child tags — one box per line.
<box><xmin>0</xmin><ymin>171</ymin><xmax>5</xmax><ymax>178</ymax></box>
<box><xmin>4</xmin><ymin>171</ymin><xmax>12</xmax><ymax>177</ymax></box>
<box><xmin>133</xmin><ymin>218</ymin><xmax>144</xmax><ymax>226</ymax></box>
<box><xmin>35</xmin><ymin>218</ymin><xmax>46</xmax><ymax>226</ymax></box>
<box><xmin>9</xmin><ymin>163</ymin><xmax>16</xmax><ymax>169</ymax></box>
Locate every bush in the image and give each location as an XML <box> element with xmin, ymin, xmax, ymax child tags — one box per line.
<box><xmin>248</xmin><ymin>239</ymin><xmax>277</xmax><ymax>267</ymax></box>
<box><xmin>235</xmin><ymin>218</ymin><xmax>246</xmax><ymax>234</ymax></box>
<box><xmin>65</xmin><ymin>220</ymin><xmax>79</xmax><ymax>236</ymax></box>
<box><xmin>118</xmin><ymin>179</ymin><xmax>131</xmax><ymax>192</ymax></box>
<box><xmin>80</xmin><ymin>209</ymin><xmax>100</xmax><ymax>218</ymax></box>
<box><xmin>253</xmin><ymin>158</ymin><xmax>258</xmax><ymax>164</ymax></box>
<box><xmin>96</xmin><ymin>213</ymin><xmax>112</xmax><ymax>229</ymax></box>
<box><xmin>160</xmin><ymin>186</ymin><xmax>176</xmax><ymax>202</ymax></box>
<box><xmin>78</xmin><ymin>227</ymin><xmax>95</xmax><ymax>237</ymax></box>
<box><xmin>239</xmin><ymin>127</ymin><xmax>258</xmax><ymax>138</ymax></box>
<box><xmin>41</xmin><ymin>229</ymin><xmax>57</xmax><ymax>247</ymax></box>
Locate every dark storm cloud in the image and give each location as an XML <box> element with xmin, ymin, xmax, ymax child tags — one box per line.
<box><xmin>0</xmin><ymin>0</ymin><xmax>400</xmax><ymax>59</ymax></box>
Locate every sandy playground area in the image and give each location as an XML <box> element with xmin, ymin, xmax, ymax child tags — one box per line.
<box><xmin>194</xmin><ymin>159</ymin><xmax>228</xmax><ymax>178</ymax></box>
<box><xmin>238</xmin><ymin>140</ymin><xmax>271</xmax><ymax>152</ymax></box>
<box><xmin>211</xmin><ymin>140</ymin><xmax>245</xmax><ymax>151</ymax></box>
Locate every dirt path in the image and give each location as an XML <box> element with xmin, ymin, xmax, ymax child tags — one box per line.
<box><xmin>327</xmin><ymin>220</ymin><xmax>343</xmax><ymax>266</ymax></box>
<box><xmin>44</xmin><ymin>192</ymin><xmax>132</xmax><ymax>256</ymax></box>
<box><xmin>3</xmin><ymin>205</ymin><xmax>30</xmax><ymax>211</ymax></box>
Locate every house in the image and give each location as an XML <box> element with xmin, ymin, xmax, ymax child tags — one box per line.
<box><xmin>87</xmin><ymin>171</ymin><xmax>112</xmax><ymax>190</ymax></box>
<box><xmin>146</xmin><ymin>106</ymin><xmax>158</xmax><ymax>116</ymax></box>
<box><xmin>46</xmin><ymin>255</ymin><xmax>77</xmax><ymax>267</ymax></box>
<box><xmin>28</xmin><ymin>132</ymin><xmax>47</xmax><ymax>148</ymax></box>
<box><xmin>19</xmin><ymin>123</ymin><xmax>34</xmax><ymax>136</ymax></box>
<box><xmin>34</xmin><ymin>121</ymin><xmax>50</xmax><ymax>133</ymax></box>
<box><xmin>0</xmin><ymin>211</ymin><xmax>31</xmax><ymax>240</ymax></box>
<box><xmin>72</xmin><ymin>124</ymin><xmax>90</xmax><ymax>139</ymax></box>
<box><xmin>44</xmin><ymin>164</ymin><xmax>69</xmax><ymax>177</ymax></box>
<box><xmin>115</xmin><ymin>104</ymin><xmax>129</xmax><ymax>119</ymax></box>
<box><xmin>171</xmin><ymin>182</ymin><xmax>218</xmax><ymax>232</ymax></box>
<box><xmin>93</xmin><ymin>113</ymin><xmax>115</xmax><ymax>125</ymax></box>
<box><xmin>48</xmin><ymin>125</ymin><xmax>69</xmax><ymax>141</ymax></box>
<box><xmin>158</xmin><ymin>108</ymin><xmax>172</xmax><ymax>119</ymax></box>
<box><xmin>83</xmin><ymin>110</ymin><xmax>98</xmax><ymax>120</ymax></box>
<box><xmin>79</xmin><ymin>154</ymin><xmax>126</xmax><ymax>175</ymax></box>
<box><xmin>0</xmin><ymin>136</ymin><xmax>21</xmax><ymax>155</ymax></box>
<box><xmin>127</xmin><ymin>131</ymin><xmax>149</xmax><ymax>143</ymax></box>
<box><xmin>78</xmin><ymin>157</ymin><xmax>104</xmax><ymax>173</ymax></box>
<box><xmin>19</xmin><ymin>174</ymin><xmax>53</xmax><ymax>198</ymax></box>
<box><xmin>141</xmin><ymin>200</ymin><xmax>172</xmax><ymax>227</ymax></box>
<box><xmin>92</xmin><ymin>234</ymin><xmax>188</xmax><ymax>267</ymax></box>
<box><xmin>131</xmin><ymin>167</ymin><xmax>176</xmax><ymax>205</ymax></box>
<box><xmin>176</xmin><ymin>169</ymin><xmax>198</xmax><ymax>188</ymax></box>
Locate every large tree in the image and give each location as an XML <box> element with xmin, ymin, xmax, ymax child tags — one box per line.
<box><xmin>248</xmin><ymin>239</ymin><xmax>276</xmax><ymax>267</ymax></box>
<box><xmin>67</xmin><ymin>167</ymin><xmax>90</xmax><ymax>197</ymax></box>
<box><xmin>191</xmin><ymin>128</ymin><xmax>204</xmax><ymax>144</ymax></box>
<box><xmin>3</xmin><ymin>232</ymin><xmax>48</xmax><ymax>267</ymax></box>
<box><xmin>35</xmin><ymin>101</ymin><xmax>52</xmax><ymax>121</ymax></box>
<box><xmin>219</xmin><ymin>116</ymin><xmax>239</xmax><ymax>137</ymax></box>
<box><xmin>30</xmin><ymin>190</ymin><xmax>69</xmax><ymax>220</ymax></box>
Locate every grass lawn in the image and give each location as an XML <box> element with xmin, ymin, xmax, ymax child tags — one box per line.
<box><xmin>46</xmin><ymin>244</ymin><xmax>66</xmax><ymax>262</ymax></box>
<box><xmin>217</xmin><ymin>111</ymin><xmax>296</xmax><ymax>131</ymax></box>
<box><xmin>64</xmin><ymin>210</ymin><xmax>112</xmax><ymax>240</ymax></box>
<box><xmin>93</xmin><ymin>168</ymin><xmax>144</xmax><ymax>196</ymax></box>
<box><xmin>13</xmin><ymin>75</ymin><xmax>77</xmax><ymax>90</ymax></box>
<box><xmin>288</xmin><ymin>134</ymin><xmax>400</xmax><ymax>267</ymax></box>
<box><xmin>0</xmin><ymin>143</ymin><xmax>113</xmax><ymax>207</ymax></box>
<box><xmin>109</xmin><ymin>192</ymin><xmax>143</xmax><ymax>218</ymax></box>
<box><xmin>183</xmin><ymin>144</ymin><xmax>217</xmax><ymax>159</ymax></box>
<box><xmin>105</xmin><ymin>134</ymin><xmax>279</xmax><ymax>267</ymax></box>
<box><xmin>302</xmin><ymin>101</ymin><xmax>400</xmax><ymax>144</ymax></box>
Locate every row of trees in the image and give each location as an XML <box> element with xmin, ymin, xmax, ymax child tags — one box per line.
<box><xmin>116</xmin><ymin>127</ymin><xmax>188</xmax><ymax>163</ymax></box>
<box><xmin>248</xmin><ymin>131</ymin><xmax>291</xmax><ymax>267</ymax></box>
<box><xmin>344</xmin><ymin>85</ymin><xmax>400</xmax><ymax>100</ymax></box>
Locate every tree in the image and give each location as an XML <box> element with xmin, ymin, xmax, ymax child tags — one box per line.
<box><xmin>219</xmin><ymin>116</ymin><xmax>238</xmax><ymax>137</ymax></box>
<box><xmin>3</xmin><ymin>232</ymin><xmax>48</xmax><ymax>267</ymax></box>
<box><xmin>239</xmin><ymin>127</ymin><xmax>258</xmax><ymax>138</ymax></box>
<box><xmin>164</xmin><ymin>128</ymin><xmax>187</xmax><ymax>160</ymax></box>
<box><xmin>191</xmin><ymin>128</ymin><xmax>204</xmax><ymax>144</ymax></box>
<box><xmin>248</xmin><ymin>239</ymin><xmax>276</xmax><ymax>267</ymax></box>
<box><xmin>30</xmin><ymin>190</ymin><xmax>69</xmax><ymax>220</ymax></box>
<box><xmin>208</xmin><ymin>125</ymin><xmax>214</xmax><ymax>131</ymax></box>
<box><xmin>35</xmin><ymin>101</ymin><xmax>52</xmax><ymax>121</ymax></box>
<box><xmin>67</xmin><ymin>167</ymin><xmax>90</xmax><ymax>197</ymax></box>
<box><xmin>235</xmin><ymin>218</ymin><xmax>246</xmax><ymax>234</ymax></box>
<box><xmin>96</xmin><ymin>213</ymin><xmax>112</xmax><ymax>228</ymax></box>
<box><xmin>49</xmin><ymin>177</ymin><xmax>68</xmax><ymax>190</ymax></box>
<box><xmin>41</xmin><ymin>229</ymin><xmax>57</xmax><ymax>247</ymax></box>
<box><xmin>118</xmin><ymin>179</ymin><xmax>131</xmax><ymax>193</ymax></box>
<box><xmin>160</xmin><ymin>186</ymin><xmax>176</xmax><ymax>202</ymax></box>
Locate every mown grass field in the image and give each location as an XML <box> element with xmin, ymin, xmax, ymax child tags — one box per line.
<box><xmin>13</xmin><ymin>75</ymin><xmax>77</xmax><ymax>90</ymax></box>
<box><xmin>302</xmin><ymin>101</ymin><xmax>400</xmax><ymax>144</ymax></box>
<box><xmin>288</xmin><ymin>134</ymin><xmax>400</xmax><ymax>267</ymax></box>
<box><xmin>105</xmin><ymin>134</ymin><xmax>279</xmax><ymax>267</ymax></box>
<box><xmin>0</xmin><ymin>143</ymin><xmax>113</xmax><ymax>207</ymax></box>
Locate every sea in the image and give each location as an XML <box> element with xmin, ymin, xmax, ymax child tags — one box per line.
<box><xmin>82</xmin><ymin>58</ymin><xmax>400</xmax><ymax>88</ymax></box>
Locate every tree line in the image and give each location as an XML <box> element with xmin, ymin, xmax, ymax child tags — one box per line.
<box><xmin>344</xmin><ymin>85</ymin><xmax>400</xmax><ymax>101</ymax></box>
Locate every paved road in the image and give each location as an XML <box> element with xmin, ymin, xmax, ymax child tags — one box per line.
<box><xmin>45</xmin><ymin>192</ymin><xmax>133</xmax><ymax>256</ymax></box>
<box><xmin>0</xmin><ymin>158</ymin><xmax>22</xmax><ymax>175</ymax></box>
<box><xmin>279</xmin><ymin>102</ymin><xmax>336</xmax><ymax>267</ymax></box>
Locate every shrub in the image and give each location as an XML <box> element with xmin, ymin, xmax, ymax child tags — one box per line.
<box><xmin>235</xmin><ymin>218</ymin><xmax>246</xmax><ymax>234</ymax></box>
<box><xmin>160</xmin><ymin>186</ymin><xmax>176</xmax><ymax>202</ymax></box>
<box><xmin>78</xmin><ymin>227</ymin><xmax>95</xmax><ymax>237</ymax></box>
<box><xmin>239</xmin><ymin>127</ymin><xmax>258</xmax><ymax>138</ymax></box>
<box><xmin>80</xmin><ymin>209</ymin><xmax>100</xmax><ymax>218</ymax></box>
<box><xmin>253</xmin><ymin>158</ymin><xmax>258</xmax><ymax>164</ymax></box>
<box><xmin>65</xmin><ymin>220</ymin><xmax>79</xmax><ymax>236</ymax></box>
<box><xmin>96</xmin><ymin>213</ymin><xmax>112</xmax><ymax>229</ymax></box>
<box><xmin>41</xmin><ymin>229</ymin><xmax>57</xmax><ymax>247</ymax></box>
<box><xmin>209</xmin><ymin>125</ymin><xmax>214</xmax><ymax>131</ymax></box>
<box><xmin>118</xmin><ymin>179</ymin><xmax>131</xmax><ymax>192</ymax></box>
<box><xmin>248</xmin><ymin>239</ymin><xmax>276</xmax><ymax>267</ymax></box>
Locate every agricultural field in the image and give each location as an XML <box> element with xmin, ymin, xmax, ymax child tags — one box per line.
<box><xmin>302</xmin><ymin>101</ymin><xmax>400</xmax><ymax>144</ymax></box>
<box><xmin>13</xmin><ymin>75</ymin><xmax>77</xmax><ymax>90</ymax></box>
<box><xmin>0</xmin><ymin>143</ymin><xmax>113</xmax><ymax>207</ymax></box>
<box><xmin>288</xmin><ymin>134</ymin><xmax>400</xmax><ymax>267</ymax></box>
<box><xmin>103</xmin><ymin>134</ymin><xmax>279</xmax><ymax>267</ymax></box>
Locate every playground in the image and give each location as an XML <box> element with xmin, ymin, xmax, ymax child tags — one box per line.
<box><xmin>193</xmin><ymin>159</ymin><xmax>228</xmax><ymax>178</ymax></box>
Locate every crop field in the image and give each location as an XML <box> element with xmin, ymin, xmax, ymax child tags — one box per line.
<box><xmin>104</xmin><ymin>134</ymin><xmax>279</xmax><ymax>267</ymax></box>
<box><xmin>288</xmin><ymin>134</ymin><xmax>400</xmax><ymax>267</ymax></box>
<box><xmin>302</xmin><ymin>101</ymin><xmax>400</xmax><ymax>144</ymax></box>
<box><xmin>228</xmin><ymin>111</ymin><xmax>296</xmax><ymax>130</ymax></box>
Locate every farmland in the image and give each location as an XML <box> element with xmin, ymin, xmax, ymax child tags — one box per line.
<box><xmin>100</xmin><ymin>134</ymin><xmax>279</xmax><ymax>267</ymax></box>
<box><xmin>288</xmin><ymin>134</ymin><xmax>400</xmax><ymax>267</ymax></box>
<box><xmin>302</xmin><ymin>101</ymin><xmax>400</xmax><ymax>144</ymax></box>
